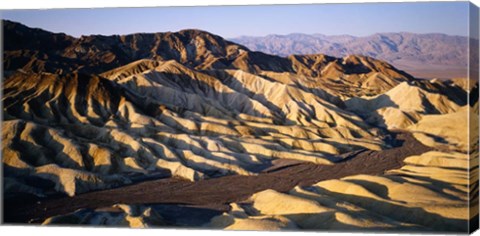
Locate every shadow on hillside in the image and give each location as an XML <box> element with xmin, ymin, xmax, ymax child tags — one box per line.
<box><xmin>309</xmin><ymin>185</ymin><xmax>468</xmax><ymax>232</ymax></box>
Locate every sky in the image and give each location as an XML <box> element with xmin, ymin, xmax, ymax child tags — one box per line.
<box><xmin>0</xmin><ymin>2</ymin><xmax>470</xmax><ymax>38</ymax></box>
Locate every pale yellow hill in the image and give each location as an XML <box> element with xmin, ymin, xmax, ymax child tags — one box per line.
<box><xmin>210</xmin><ymin>151</ymin><xmax>471</xmax><ymax>232</ymax></box>
<box><xmin>345</xmin><ymin>81</ymin><xmax>466</xmax><ymax>130</ymax></box>
<box><xmin>347</xmin><ymin>81</ymin><xmax>461</xmax><ymax>114</ymax></box>
<box><xmin>408</xmin><ymin>106</ymin><xmax>471</xmax><ymax>152</ymax></box>
<box><xmin>42</xmin><ymin>204</ymin><xmax>165</xmax><ymax>227</ymax></box>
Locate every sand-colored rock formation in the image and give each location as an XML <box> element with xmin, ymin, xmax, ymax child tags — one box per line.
<box><xmin>42</xmin><ymin>204</ymin><xmax>165</xmax><ymax>227</ymax></box>
<box><xmin>408</xmin><ymin>106</ymin><xmax>471</xmax><ymax>152</ymax></box>
<box><xmin>345</xmin><ymin>81</ymin><xmax>468</xmax><ymax>129</ymax></box>
<box><xmin>205</xmin><ymin>92</ymin><xmax>478</xmax><ymax>232</ymax></box>
<box><xmin>3</xmin><ymin>59</ymin><xmax>390</xmax><ymax>197</ymax></box>
<box><xmin>210</xmin><ymin>151</ymin><xmax>472</xmax><ymax>232</ymax></box>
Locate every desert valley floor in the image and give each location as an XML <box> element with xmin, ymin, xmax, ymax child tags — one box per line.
<box><xmin>2</xmin><ymin>20</ymin><xmax>479</xmax><ymax>232</ymax></box>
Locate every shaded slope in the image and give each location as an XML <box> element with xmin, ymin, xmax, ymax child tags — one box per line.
<box><xmin>3</xmin><ymin>20</ymin><xmax>289</xmax><ymax>75</ymax></box>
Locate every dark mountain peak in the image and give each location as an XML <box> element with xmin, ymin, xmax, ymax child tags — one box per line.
<box><xmin>176</xmin><ymin>28</ymin><xmax>221</xmax><ymax>37</ymax></box>
<box><xmin>3</xmin><ymin>19</ymin><xmax>75</xmax><ymax>51</ymax></box>
<box><xmin>3</xmin><ymin>19</ymin><xmax>71</xmax><ymax>41</ymax></box>
<box><xmin>3</xmin><ymin>20</ymin><xmax>252</xmax><ymax>74</ymax></box>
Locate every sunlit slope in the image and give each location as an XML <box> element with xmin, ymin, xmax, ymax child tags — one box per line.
<box><xmin>345</xmin><ymin>80</ymin><xmax>468</xmax><ymax>130</ymax></box>
<box><xmin>3</xmin><ymin>58</ymin><xmax>392</xmax><ymax>197</ymax></box>
<box><xmin>208</xmin><ymin>151</ymin><xmax>472</xmax><ymax>232</ymax></box>
<box><xmin>207</xmin><ymin>91</ymin><xmax>476</xmax><ymax>232</ymax></box>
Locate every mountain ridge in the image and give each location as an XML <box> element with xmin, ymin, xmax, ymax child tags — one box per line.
<box><xmin>3</xmin><ymin>20</ymin><xmax>415</xmax><ymax>98</ymax></box>
<box><xmin>8</xmin><ymin>20</ymin><xmax>467</xmax><ymax>81</ymax></box>
<box><xmin>230</xmin><ymin>32</ymin><xmax>471</xmax><ymax>78</ymax></box>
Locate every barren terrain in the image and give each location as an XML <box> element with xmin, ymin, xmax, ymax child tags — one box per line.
<box><xmin>2</xmin><ymin>20</ymin><xmax>478</xmax><ymax>232</ymax></box>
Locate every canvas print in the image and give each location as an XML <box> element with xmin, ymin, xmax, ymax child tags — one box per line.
<box><xmin>1</xmin><ymin>1</ymin><xmax>479</xmax><ymax>233</ymax></box>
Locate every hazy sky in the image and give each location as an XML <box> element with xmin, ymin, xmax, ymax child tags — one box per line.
<box><xmin>0</xmin><ymin>2</ymin><xmax>470</xmax><ymax>38</ymax></box>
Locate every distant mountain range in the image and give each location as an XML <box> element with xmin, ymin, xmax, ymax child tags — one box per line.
<box><xmin>231</xmin><ymin>32</ymin><xmax>471</xmax><ymax>78</ymax></box>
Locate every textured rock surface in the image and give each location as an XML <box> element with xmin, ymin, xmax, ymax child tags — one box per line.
<box><xmin>2</xmin><ymin>20</ymin><xmax>477</xmax><ymax>232</ymax></box>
